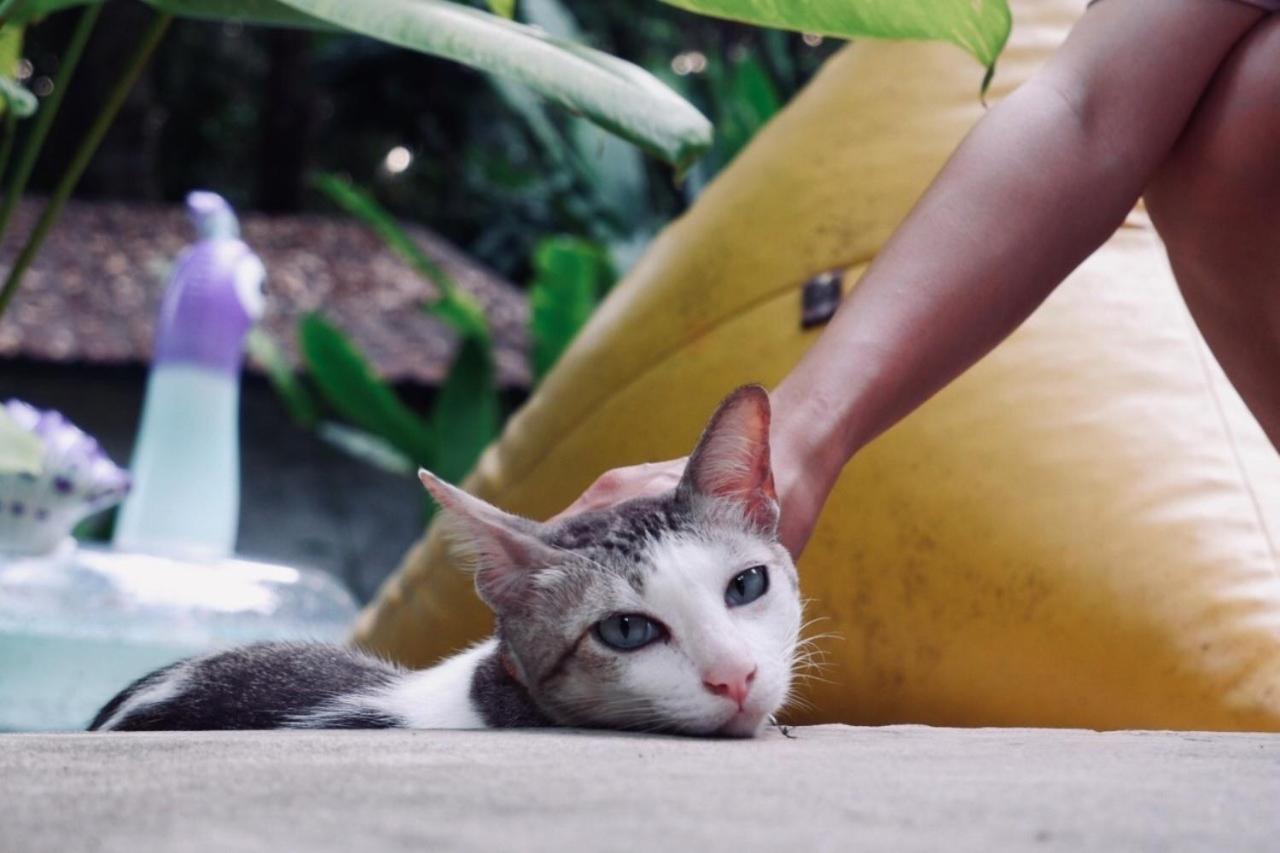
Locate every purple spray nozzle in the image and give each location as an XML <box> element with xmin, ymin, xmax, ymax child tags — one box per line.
<box><xmin>187</xmin><ymin>190</ymin><xmax>239</xmax><ymax>240</ymax></box>
<box><xmin>152</xmin><ymin>191</ymin><xmax>266</xmax><ymax>375</ymax></box>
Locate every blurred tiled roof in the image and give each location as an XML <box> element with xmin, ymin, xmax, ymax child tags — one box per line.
<box><xmin>0</xmin><ymin>198</ymin><xmax>530</xmax><ymax>387</ymax></box>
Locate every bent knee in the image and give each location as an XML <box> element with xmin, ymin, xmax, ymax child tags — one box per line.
<box><xmin>1147</xmin><ymin>15</ymin><xmax>1280</xmax><ymax>246</ymax></box>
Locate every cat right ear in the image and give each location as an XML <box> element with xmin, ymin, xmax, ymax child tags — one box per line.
<box><xmin>418</xmin><ymin>469</ymin><xmax>557</xmax><ymax>611</ymax></box>
<box><xmin>678</xmin><ymin>385</ymin><xmax>780</xmax><ymax>535</ymax></box>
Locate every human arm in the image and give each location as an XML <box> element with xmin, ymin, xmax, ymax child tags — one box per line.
<box><xmin>559</xmin><ymin>0</ymin><xmax>1266</xmax><ymax>555</ymax></box>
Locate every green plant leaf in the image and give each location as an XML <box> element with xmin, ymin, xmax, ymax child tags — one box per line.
<box><xmin>9</xmin><ymin>0</ymin><xmax>712</xmax><ymax>164</ymax></box>
<box><xmin>727</xmin><ymin>54</ymin><xmax>781</xmax><ymax>132</ymax></box>
<box><xmin>4</xmin><ymin>0</ymin><xmax>336</xmax><ymax>27</ymax></box>
<box><xmin>0</xmin><ymin>407</ymin><xmax>42</xmax><ymax>475</ymax></box>
<box><xmin>0</xmin><ymin>24</ymin><xmax>24</xmax><ymax>134</ymax></box>
<box><xmin>246</xmin><ymin>327</ymin><xmax>320</xmax><ymax>428</ymax></box>
<box><xmin>429</xmin><ymin>335</ymin><xmax>499</xmax><ymax>483</ymax></box>
<box><xmin>277</xmin><ymin>0</ymin><xmax>712</xmax><ymax>170</ymax></box>
<box><xmin>487</xmin><ymin>0</ymin><xmax>585</xmax><ymax>173</ymax></box>
<box><xmin>312</xmin><ymin>173</ymin><xmax>499</xmax><ymax>480</ymax></box>
<box><xmin>313</xmin><ymin>173</ymin><xmax>491</xmax><ymax>343</ymax></box>
<box><xmin>72</xmin><ymin>506</ymin><xmax>116</xmax><ymax>543</ymax></box>
<box><xmin>519</xmin><ymin>0</ymin><xmax>577</xmax><ymax>39</ymax></box>
<box><xmin>140</xmin><ymin>0</ymin><xmax>335</xmax><ymax>28</ymax></box>
<box><xmin>489</xmin><ymin>76</ymin><xmax>569</xmax><ymax>169</ymax></box>
<box><xmin>0</xmin><ymin>22</ymin><xmax>22</xmax><ymax>73</ymax></box>
<box><xmin>658</xmin><ymin>0</ymin><xmax>1012</xmax><ymax>83</ymax></box>
<box><xmin>529</xmin><ymin>236</ymin><xmax>607</xmax><ymax>381</ymax></box>
<box><xmin>0</xmin><ymin>76</ymin><xmax>33</xmax><ymax>119</ymax></box>
<box><xmin>486</xmin><ymin>0</ymin><xmax>514</xmax><ymax>19</ymax></box>
<box><xmin>316</xmin><ymin>421</ymin><xmax>416</xmax><ymax>475</ymax></box>
<box><xmin>713</xmin><ymin>53</ymin><xmax>781</xmax><ymax>166</ymax></box>
<box><xmin>297</xmin><ymin>312</ymin><xmax>435</xmax><ymax>465</ymax></box>
<box><xmin>493</xmin><ymin>0</ymin><xmax>652</xmax><ymax>272</ymax></box>
<box><xmin>3</xmin><ymin>0</ymin><xmax>100</xmax><ymax>24</ymax></box>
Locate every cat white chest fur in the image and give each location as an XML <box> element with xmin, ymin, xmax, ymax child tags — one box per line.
<box><xmin>361</xmin><ymin>640</ymin><xmax>494</xmax><ymax>729</ymax></box>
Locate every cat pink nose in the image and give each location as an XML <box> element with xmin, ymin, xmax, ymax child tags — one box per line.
<box><xmin>702</xmin><ymin>665</ymin><xmax>757</xmax><ymax>708</ymax></box>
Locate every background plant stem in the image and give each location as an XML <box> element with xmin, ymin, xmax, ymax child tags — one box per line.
<box><xmin>0</xmin><ymin>11</ymin><xmax>169</xmax><ymax>319</ymax></box>
<box><xmin>0</xmin><ymin>111</ymin><xmax>17</xmax><ymax>184</ymax></box>
<box><xmin>0</xmin><ymin>5</ymin><xmax>102</xmax><ymax>240</ymax></box>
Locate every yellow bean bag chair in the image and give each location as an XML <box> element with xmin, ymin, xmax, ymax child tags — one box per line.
<box><xmin>355</xmin><ymin>0</ymin><xmax>1280</xmax><ymax>730</ymax></box>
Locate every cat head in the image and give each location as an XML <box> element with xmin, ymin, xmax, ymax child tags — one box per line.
<box><xmin>420</xmin><ymin>384</ymin><xmax>801</xmax><ymax>737</ymax></box>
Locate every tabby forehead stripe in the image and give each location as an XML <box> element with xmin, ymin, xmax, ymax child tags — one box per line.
<box><xmin>536</xmin><ymin>629</ymin><xmax>594</xmax><ymax>689</ymax></box>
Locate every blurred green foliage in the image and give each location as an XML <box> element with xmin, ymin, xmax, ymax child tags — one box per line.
<box><xmin>21</xmin><ymin>1</ymin><xmax>841</xmax><ymax>279</ymax></box>
<box><xmin>658</xmin><ymin>0</ymin><xmax>1011</xmax><ymax>85</ymax></box>
<box><xmin>313</xmin><ymin>173</ymin><xmax>490</xmax><ymax>341</ymax></box>
<box><xmin>4</xmin><ymin>0</ymin><xmax>844</xmax><ymax>494</ymax></box>
<box><xmin>529</xmin><ymin>236</ymin><xmax>610</xmax><ymax>381</ymax></box>
<box><xmin>297</xmin><ymin>311</ymin><xmax>436</xmax><ymax>468</ymax></box>
<box><xmin>1</xmin><ymin>0</ymin><xmax>722</xmax><ymax>320</ymax></box>
<box><xmin>3</xmin><ymin>0</ymin><xmax>1010</xmax><ymax>493</ymax></box>
<box><xmin>252</xmin><ymin>176</ymin><xmax>611</xmax><ymax>498</ymax></box>
<box><xmin>5</xmin><ymin>1</ymin><xmax>1009</xmax><ymax>287</ymax></box>
<box><xmin>252</xmin><ymin>182</ymin><xmax>548</xmax><ymax>505</ymax></box>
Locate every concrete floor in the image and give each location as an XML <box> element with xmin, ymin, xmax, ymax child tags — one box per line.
<box><xmin>3</xmin><ymin>725</ymin><xmax>1278</xmax><ymax>852</ymax></box>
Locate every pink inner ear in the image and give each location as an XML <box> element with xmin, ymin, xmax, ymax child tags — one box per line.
<box><xmin>686</xmin><ymin>386</ymin><xmax>779</xmax><ymax>531</ymax></box>
<box><xmin>702</xmin><ymin>445</ymin><xmax>778</xmax><ymax>532</ymax></box>
<box><xmin>696</xmin><ymin>433</ymin><xmax>777</xmax><ymax>501</ymax></box>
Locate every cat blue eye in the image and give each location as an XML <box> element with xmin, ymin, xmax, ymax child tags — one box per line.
<box><xmin>726</xmin><ymin>566</ymin><xmax>769</xmax><ymax>607</ymax></box>
<box><xmin>594</xmin><ymin>614</ymin><xmax>665</xmax><ymax>651</ymax></box>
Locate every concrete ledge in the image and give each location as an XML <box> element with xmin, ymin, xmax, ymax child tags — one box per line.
<box><xmin>3</xmin><ymin>725</ymin><xmax>1278</xmax><ymax>852</ymax></box>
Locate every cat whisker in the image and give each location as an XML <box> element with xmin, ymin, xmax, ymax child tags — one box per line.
<box><xmin>792</xmin><ymin>645</ymin><xmax>836</xmax><ymax>664</ymax></box>
<box><xmin>777</xmin><ymin>693</ymin><xmax>817</xmax><ymax>714</ymax></box>
<box><xmin>789</xmin><ymin>671</ymin><xmax>837</xmax><ymax>688</ymax></box>
<box><xmin>795</xmin><ymin>630</ymin><xmax>844</xmax><ymax>647</ymax></box>
<box><xmin>796</xmin><ymin>612</ymin><xmax>833</xmax><ymax>633</ymax></box>
<box><xmin>792</xmin><ymin>661</ymin><xmax>833</xmax><ymax>679</ymax></box>
<box><xmin>790</xmin><ymin>646</ymin><xmax>836</xmax><ymax>669</ymax></box>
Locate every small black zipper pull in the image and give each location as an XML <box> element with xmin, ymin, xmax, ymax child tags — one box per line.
<box><xmin>801</xmin><ymin>269</ymin><xmax>843</xmax><ymax>329</ymax></box>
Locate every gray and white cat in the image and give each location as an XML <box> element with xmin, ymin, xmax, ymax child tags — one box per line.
<box><xmin>89</xmin><ymin>385</ymin><xmax>802</xmax><ymax>737</ymax></box>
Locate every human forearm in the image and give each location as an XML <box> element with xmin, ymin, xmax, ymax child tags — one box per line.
<box><xmin>771</xmin><ymin>0</ymin><xmax>1263</xmax><ymax>490</ymax></box>
<box><xmin>772</xmin><ymin>81</ymin><xmax>1137</xmax><ymax>476</ymax></box>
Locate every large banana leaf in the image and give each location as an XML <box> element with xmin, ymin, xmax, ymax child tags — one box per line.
<box><xmin>143</xmin><ymin>0</ymin><xmax>330</xmax><ymax>27</ymax></box>
<box><xmin>3</xmin><ymin>0</ymin><xmax>333</xmax><ymax>26</ymax></box>
<box><xmin>275</xmin><ymin>0</ymin><xmax>712</xmax><ymax>170</ymax></box>
<box><xmin>491</xmin><ymin>0</ymin><xmax>651</xmax><ymax>269</ymax></box>
<box><xmin>659</xmin><ymin>0</ymin><xmax>1012</xmax><ymax>79</ymax></box>
<box><xmin>7</xmin><ymin>0</ymin><xmax>710</xmax><ymax>166</ymax></box>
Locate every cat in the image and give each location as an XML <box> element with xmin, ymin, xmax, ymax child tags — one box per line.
<box><xmin>89</xmin><ymin>385</ymin><xmax>802</xmax><ymax>737</ymax></box>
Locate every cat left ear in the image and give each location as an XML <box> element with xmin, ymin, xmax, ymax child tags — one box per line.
<box><xmin>418</xmin><ymin>469</ymin><xmax>557</xmax><ymax>612</ymax></box>
<box><xmin>678</xmin><ymin>384</ymin><xmax>780</xmax><ymax>536</ymax></box>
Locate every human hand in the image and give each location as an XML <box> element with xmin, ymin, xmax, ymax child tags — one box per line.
<box><xmin>551</xmin><ymin>459</ymin><xmax>687</xmax><ymax>520</ymax></box>
<box><xmin>551</xmin><ymin>423</ymin><xmax>840</xmax><ymax>560</ymax></box>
